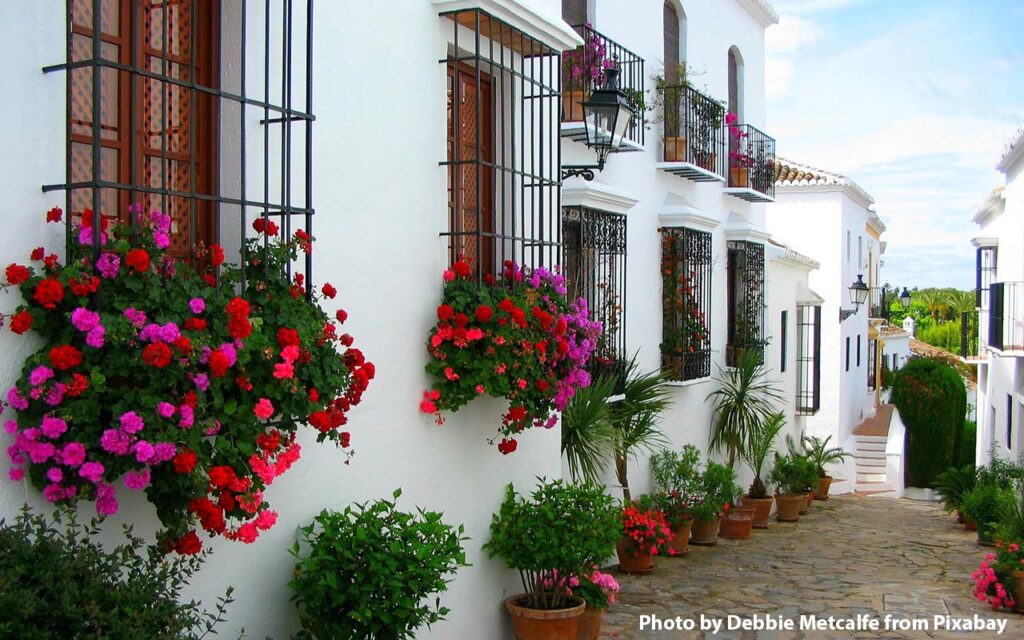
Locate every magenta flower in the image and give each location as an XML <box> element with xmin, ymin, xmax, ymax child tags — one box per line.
<box><xmin>124</xmin><ymin>468</ymin><xmax>151</xmax><ymax>490</ymax></box>
<box><xmin>95</xmin><ymin>482</ymin><xmax>118</xmax><ymax>515</ymax></box>
<box><xmin>123</xmin><ymin>307</ymin><xmax>147</xmax><ymax>328</ymax></box>
<box><xmin>6</xmin><ymin>387</ymin><xmax>28</xmax><ymax>410</ymax></box>
<box><xmin>134</xmin><ymin>440</ymin><xmax>155</xmax><ymax>463</ymax></box>
<box><xmin>254</xmin><ymin>398</ymin><xmax>274</xmax><ymax>420</ymax></box>
<box><xmin>189</xmin><ymin>297</ymin><xmax>206</xmax><ymax>314</ymax></box>
<box><xmin>61</xmin><ymin>442</ymin><xmax>86</xmax><ymax>467</ymax></box>
<box><xmin>40</xmin><ymin>416</ymin><xmax>68</xmax><ymax>439</ymax></box>
<box><xmin>151</xmin><ymin>442</ymin><xmax>177</xmax><ymax>464</ymax></box>
<box><xmin>71</xmin><ymin>307</ymin><xmax>101</xmax><ymax>332</ymax></box>
<box><xmin>157</xmin><ymin>402</ymin><xmax>176</xmax><ymax>418</ymax></box>
<box><xmin>79</xmin><ymin>461</ymin><xmax>105</xmax><ymax>483</ymax></box>
<box><xmin>86</xmin><ymin>326</ymin><xmax>105</xmax><ymax>348</ymax></box>
<box><xmin>29</xmin><ymin>366</ymin><xmax>54</xmax><ymax>387</ymax></box>
<box><xmin>119</xmin><ymin>412</ymin><xmax>145</xmax><ymax>434</ymax></box>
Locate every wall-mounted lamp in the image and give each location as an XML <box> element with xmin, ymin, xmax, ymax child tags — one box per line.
<box><xmin>560</xmin><ymin>65</ymin><xmax>635</xmax><ymax>181</ymax></box>
<box><xmin>839</xmin><ymin>274</ymin><xmax>869</xmax><ymax>322</ymax></box>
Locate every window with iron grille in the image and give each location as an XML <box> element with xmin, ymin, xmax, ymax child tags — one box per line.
<box><xmin>845</xmin><ymin>337</ymin><xmax>850</xmax><ymax>372</ymax></box>
<box><xmin>977</xmin><ymin>246</ymin><xmax>997</xmax><ymax>310</ymax></box>
<box><xmin>563</xmin><ymin>206</ymin><xmax>626</xmax><ymax>380</ymax></box>
<box><xmin>726</xmin><ymin>240</ymin><xmax>764</xmax><ymax>367</ymax></box>
<box><xmin>780</xmin><ymin>309</ymin><xmax>788</xmax><ymax>373</ymax></box>
<box><xmin>660</xmin><ymin>227</ymin><xmax>712</xmax><ymax>381</ymax></box>
<box><xmin>441</xmin><ymin>8</ymin><xmax>562</xmax><ymax>282</ymax></box>
<box><xmin>796</xmin><ymin>305</ymin><xmax>821</xmax><ymax>415</ymax></box>
<box><xmin>867</xmin><ymin>338</ymin><xmax>877</xmax><ymax>390</ymax></box>
<box><xmin>45</xmin><ymin>0</ymin><xmax>315</xmax><ymax>289</ymax></box>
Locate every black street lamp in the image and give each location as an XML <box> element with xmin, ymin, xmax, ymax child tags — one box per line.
<box><xmin>899</xmin><ymin>287</ymin><xmax>912</xmax><ymax>309</ymax></box>
<box><xmin>840</xmin><ymin>274</ymin><xmax>869</xmax><ymax>322</ymax></box>
<box><xmin>561</xmin><ymin>65</ymin><xmax>635</xmax><ymax>181</ymax></box>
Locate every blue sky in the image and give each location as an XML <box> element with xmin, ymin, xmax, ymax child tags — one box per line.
<box><xmin>766</xmin><ymin>0</ymin><xmax>1024</xmax><ymax>290</ymax></box>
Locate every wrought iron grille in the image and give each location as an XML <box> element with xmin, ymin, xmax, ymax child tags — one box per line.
<box><xmin>977</xmin><ymin>246</ymin><xmax>997</xmax><ymax>310</ymax></box>
<box><xmin>658</xmin><ymin>84</ymin><xmax>726</xmax><ymax>177</ymax></box>
<box><xmin>727</xmin><ymin>123</ymin><xmax>776</xmax><ymax>199</ymax></box>
<box><xmin>868</xmin><ymin>287</ymin><xmax>889</xmax><ymax>319</ymax></box>
<box><xmin>726</xmin><ymin>240</ymin><xmax>765</xmax><ymax>367</ymax></box>
<box><xmin>43</xmin><ymin>0</ymin><xmax>315</xmax><ymax>292</ymax></box>
<box><xmin>441</xmin><ymin>8</ymin><xmax>562</xmax><ymax>281</ymax></box>
<box><xmin>660</xmin><ymin>227</ymin><xmax>712</xmax><ymax>381</ymax></box>
<box><xmin>989</xmin><ymin>282</ymin><xmax>1024</xmax><ymax>353</ymax></box>
<box><xmin>563</xmin><ymin>206</ymin><xmax>627</xmax><ymax>381</ymax></box>
<box><xmin>796</xmin><ymin>305</ymin><xmax>821</xmax><ymax>416</ymax></box>
<box><xmin>960</xmin><ymin>310</ymin><xmax>979</xmax><ymax>358</ymax></box>
<box><xmin>867</xmin><ymin>337</ymin><xmax>877</xmax><ymax>390</ymax></box>
<box><xmin>561</xmin><ymin>24</ymin><xmax>645</xmax><ymax>147</ymax></box>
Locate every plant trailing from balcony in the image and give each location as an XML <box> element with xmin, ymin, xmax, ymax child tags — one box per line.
<box><xmin>421</xmin><ymin>260</ymin><xmax>601</xmax><ymax>454</ymax></box>
<box><xmin>649</xmin><ymin>63</ymin><xmax>691</xmax><ymax>133</ymax></box>
<box><xmin>562</xmin><ymin>26</ymin><xmax>613</xmax><ymax>92</ymax></box>
<box><xmin>1</xmin><ymin>206</ymin><xmax>373</xmax><ymax>553</ymax></box>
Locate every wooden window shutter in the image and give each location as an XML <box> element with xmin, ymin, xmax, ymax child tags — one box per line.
<box><xmin>562</xmin><ymin>0</ymin><xmax>587</xmax><ymax>26</ymax></box>
<box><xmin>664</xmin><ymin>3</ymin><xmax>679</xmax><ymax>80</ymax></box>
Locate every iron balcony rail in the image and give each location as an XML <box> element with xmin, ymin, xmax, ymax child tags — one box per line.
<box><xmin>562</xmin><ymin>24</ymin><xmax>645</xmax><ymax>147</ymax></box>
<box><xmin>727</xmin><ymin>123</ymin><xmax>776</xmax><ymax>199</ymax></box>
<box><xmin>868</xmin><ymin>287</ymin><xmax>889</xmax><ymax>319</ymax></box>
<box><xmin>988</xmin><ymin>282</ymin><xmax>1024</xmax><ymax>353</ymax></box>
<box><xmin>658</xmin><ymin>84</ymin><xmax>726</xmax><ymax>177</ymax></box>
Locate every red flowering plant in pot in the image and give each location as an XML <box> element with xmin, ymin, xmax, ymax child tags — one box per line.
<box><xmin>421</xmin><ymin>259</ymin><xmax>601</xmax><ymax>454</ymax></box>
<box><xmin>617</xmin><ymin>501</ymin><xmax>673</xmax><ymax>573</ymax></box>
<box><xmin>1</xmin><ymin>206</ymin><xmax>373</xmax><ymax>554</ymax></box>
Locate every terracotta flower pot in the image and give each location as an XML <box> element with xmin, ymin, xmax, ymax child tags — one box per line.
<box><xmin>690</xmin><ymin>515</ymin><xmax>721</xmax><ymax>546</ymax></box>
<box><xmin>563</xmin><ymin>90</ymin><xmax>585</xmax><ymax>122</ymax></box>
<box><xmin>719</xmin><ymin>506</ymin><xmax>755</xmax><ymax>540</ymax></box>
<box><xmin>668</xmin><ymin>517</ymin><xmax>693</xmax><ymax>556</ymax></box>
<box><xmin>696</xmin><ymin>152</ymin><xmax>716</xmax><ymax>172</ymax></box>
<box><xmin>775</xmin><ymin>493</ymin><xmax>803</xmax><ymax>522</ymax></box>
<box><xmin>730</xmin><ymin>166</ymin><xmax>749</xmax><ymax>187</ymax></box>
<box><xmin>575</xmin><ymin>605</ymin><xmax>605</xmax><ymax>640</ymax></box>
<box><xmin>814</xmin><ymin>476</ymin><xmax>833</xmax><ymax>500</ymax></box>
<box><xmin>1014</xmin><ymin>571</ymin><xmax>1024</xmax><ymax>614</ymax></box>
<box><xmin>977</xmin><ymin>522</ymin><xmax>996</xmax><ymax>546</ymax></box>
<box><xmin>740</xmin><ymin>495</ymin><xmax>774</xmax><ymax>529</ymax></box>
<box><xmin>506</xmin><ymin>595</ymin><xmax>585</xmax><ymax>640</ymax></box>
<box><xmin>615</xmin><ymin>537</ymin><xmax>654</xmax><ymax>574</ymax></box>
<box><xmin>799</xmin><ymin>492</ymin><xmax>813</xmax><ymax>514</ymax></box>
<box><xmin>965</xmin><ymin>518</ymin><xmax>978</xmax><ymax>531</ymax></box>
<box><xmin>956</xmin><ymin>509</ymin><xmax>965</xmax><ymax>524</ymax></box>
<box><xmin>664</xmin><ymin>136</ymin><xmax>687</xmax><ymax>162</ymax></box>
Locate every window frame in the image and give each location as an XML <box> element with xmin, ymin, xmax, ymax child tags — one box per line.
<box><xmin>726</xmin><ymin>240</ymin><xmax>765</xmax><ymax>367</ymax></box>
<box><xmin>796</xmin><ymin>305</ymin><xmax>821</xmax><ymax>415</ymax></box>
<box><xmin>660</xmin><ymin>226</ymin><xmax>713</xmax><ymax>381</ymax></box>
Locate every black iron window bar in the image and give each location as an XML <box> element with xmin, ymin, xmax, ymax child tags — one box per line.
<box><xmin>988</xmin><ymin>282</ymin><xmax>1024</xmax><ymax>352</ymax></box>
<box><xmin>977</xmin><ymin>246</ymin><xmax>997</xmax><ymax>310</ymax></box>
<box><xmin>563</xmin><ymin>206</ymin><xmax>627</xmax><ymax>382</ymax></box>
<box><xmin>868</xmin><ymin>287</ymin><xmax>889</xmax><ymax>319</ymax></box>
<box><xmin>660</xmin><ymin>227</ymin><xmax>712</xmax><ymax>381</ymax></box>
<box><xmin>867</xmin><ymin>337</ymin><xmax>877</xmax><ymax>391</ymax></box>
<box><xmin>42</xmin><ymin>0</ymin><xmax>315</xmax><ymax>295</ymax></box>
<box><xmin>796</xmin><ymin>304</ymin><xmax>822</xmax><ymax>416</ymax></box>
<box><xmin>440</xmin><ymin>8</ymin><xmax>562</xmax><ymax>282</ymax></box>
<box><xmin>561</xmin><ymin>24</ymin><xmax>645</xmax><ymax>148</ymax></box>
<box><xmin>658</xmin><ymin>84</ymin><xmax>726</xmax><ymax>181</ymax></box>
<box><xmin>960</xmin><ymin>310</ymin><xmax>979</xmax><ymax>358</ymax></box>
<box><xmin>726</xmin><ymin>240</ymin><xmax>766</xmax><ymax>367</ymax></box>
<box><xmin>727</xmin><ymin>123</ymin><xmax>776</xmax><ymax>199</ymax></box>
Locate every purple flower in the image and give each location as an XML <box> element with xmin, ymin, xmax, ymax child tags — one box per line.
<box><xmin>96</xmin><ymin>253</ymin><xmax>120</xmax><ymax>278</ymax></box>
<box><xmin>6</xmin><ymin>387</ymin><xmax>28</xmax><ymax>410</ymax></box>
<box><xmin>153</xmin><ymin>231</ymin><xmax>170</xmax><ymax>249</ymax></box>
<box><xmin>205</xmin><ymin>420</ymin><xmax>222</xmax><ymax>436</ymax></box>
<box><xmin>124</xmin><ymin>468</ymin><xmax>151</xmax><ymax>490</ymax></box>
<box><xmin>78</xmin><ymin>227</ymin><xmax>107</xmax><ymax>247</ymax></box>
<box><xmin>119</xmin><ymin>412</ymin><xmax>145</xmax><ymax>434</ymax></box>
<box><xmin>139</xmin><ymin>323</ymin><xmax>161</xmax><ymax>342</ymax></box>
<box><xmin>40</xmin><ymin>417</ymin><xmax>68</xmax><ymax>439</ymax></box>
<box><xmin>29</xmin><ymin>366</ymin><xmax>54</xmax><ymax>387</ymax></box>
<box><xmin>151</xmin><ymin>442</ymin><xmax>177</xmax><ymax>464</ymax></box>
<box><xmin>134</xmin><ymin>440</ymin><xmax>155</xmax><ymax>463</ymax></box>
<box><xmin>100</xmin><ymin>429</ymin><xmax>131</xmax><ymax>455</ymax></box>
<box><xmin>189</xmin><ymin>297</ymin><xmax>206</xmax><ymax>314</ymax></box>
<box><xmin>61</xmin><ymin>442</ymin><xmax>86</xmax><ymax>467</ymax></box>
<box><xmin>151</xmin><ymin>211</ymin><xmax>172</xmax><ymax>234</ymax></box>
<box><xmin>44</xmin><ymin>384</ymin><xmax>66</xmax><ymax>407</ymax></box>
<box><xmin>86</xmin><ymin>326</ymin><xmax>105</xmax><ymax>348</ymax></box>
<box><xmin>79</xmin><ymin>461</ymin><xmax>105</xmax><ymax>483</ymax></box>
<box><xmin>71</xmin><ymin>307</ymin><xmax>101</xmax><ymax>332</ymax></box>
<box><xmin>158</xmin><ymin>323</ymin><xmax>180</xmax><ymax>343</ymax></box>
<box><xmin>123</xmin><ymin>307</ymin><xmax>147</xmax><ymax>328</ymax></box>
<box><xmin>179</xmin><ymin>405</ymin><xmax>195</xmax><ymax>429</ymax></box>
<box><xmin>157</xmin><ymin>402</ymin><xmax>176</xmax><ymax>418</ymax></box>
<box><xmin>193</xmin><ymin>373</ymin><xmax>210</xmax><ymax>392</ymax></box>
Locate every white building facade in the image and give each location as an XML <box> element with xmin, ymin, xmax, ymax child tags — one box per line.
<box><xmin>0</xmin><ymin>1</ymin><xmax>824</xmax><ymax>638</ymax></box>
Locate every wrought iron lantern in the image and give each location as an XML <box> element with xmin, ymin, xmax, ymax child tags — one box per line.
<box><xmin>840</xmin><ymin>274</ymin><xmax>869</xmax><ymax>322</ymax></box>
<box><xmin>899</xmin><ymin>287</ymin><xmax>911</xmax><ymax>309</ymax></box>
<box><xmin>561</xmin><ymin>65</ymin><xmax>635</xmax><ymax>181</ymax></box>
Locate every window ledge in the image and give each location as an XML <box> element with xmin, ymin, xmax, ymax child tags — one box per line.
<box><xmin>665</xmin><ymin>377</ymin><xmax>712</xmax><ymax>388</ymax></box>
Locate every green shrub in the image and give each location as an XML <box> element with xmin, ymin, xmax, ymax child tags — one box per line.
<box><xmin>690</xmin><ymin>462</ymin><xmax>741</xmax><ymax>521</ymax></box>
<box><xmin>963</xmin><ymin>484</ymin><xmax>1014</xmax><ymax>543</ymax></box>
<box><xmin>890</xmin><ymin>358</ymin><xmax>966</xmax><ymax>487</ymax></box>
<box><xmin>933</xmin><ymin>464</ymin><xmax>977</xmax><ymax>514</ymax></box>
<box><xmin>768</xmin><ymin>453</ymin><xmax>819</xmax><ymax>495</ymax></box>
<box><xmin>0</xmin><ymin>507</ymin><xmax>231</xmax><ymax>640</ymax></box>
<box><xmin>958</xmin><ymin>421</ymin><xmax>977</xmax><ymax>468</ymax></box>
<box><xmin>289</xmin><ymin>490</ymin><xmax>468</xmax><ymax>640</ymax></box>
<box><xmin>650</xmin><ymin>444</ymin><xmax>702</xmax><ymax>495</ymax></box>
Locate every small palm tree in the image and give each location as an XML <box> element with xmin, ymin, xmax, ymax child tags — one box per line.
<box><xmin>706</xmin><ymin>352</ymin><xmax>783</xmax><ymax>468</ymax></box>
<box><xmin>609</xmin><ymin>356</ymin><xmax>672</xmax><ymax>502</ymax></box>
<box><xmin>740</xmin><ymin>412</ymin><xmax>785</xmax><ymax>498</ymax></box>
<box><xmin>560</xmin><ymin>375</ymin><xmax>617</xmax><ymax>485</ymax></box>
<box><xmin>801</xmin><ymin>434</ymin><xmax>850</xmax><ymax>477</ymax></box>
<box><xmin>916</xmin><ymin>289</ymin><xmax>949</xmax><ymax>325</ymax></box>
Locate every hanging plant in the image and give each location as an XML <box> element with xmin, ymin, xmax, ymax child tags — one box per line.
<box><xmin>1</xmin><ymin>206</ymin><xmax>374</xmax><ymax>553</ymax></box>
<box><xmin>420</xmin><ymin>260</ymin><xmax>600</xmax><ymax>454</ymax></box>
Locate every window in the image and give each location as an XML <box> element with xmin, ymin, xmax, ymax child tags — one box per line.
<box><xmin>867</xmin><ymin>338</ymin><xmax>877</xmax><ymax>390</ymax></box>
<box><xmin>664</xmin><ymin>2</ymin><xmax>685</xmax><ymax>77</ymax></box>
<box><xmin>1008</xmin><ymin>394</ymin><xmax>1014</xmax><ymax>449</ymax></box>
<box><xmin>845</xmin><ymin>337</ymin><xmax>850</xmax><ymax>372</ymax></box>
<box><xmin>846</xmin><ymin>230</ymin><xmax>851</xmax><ymax>263</ymax></box>
<box><xmin>858</xmin><ymin>235</ymin><xmax>863</xmax><ymax>268</ymax></box>
<box><xmin>47</xmin><ymin>0</ymin><xmax>314</xmax><ymax>282</ymax></box>
<box><xmin>977</xmin><ymin>246</ymin><xmax>997</xmax><ymax>310</ymax></box>
<box><xmin>564</xmin><ymin>206</ymin><xmax>627</xmax><ymax>379</ymax></box>
<box><xmin>856</xmin><ymin>335</ymin><xmax>861</xmax><ymax>368</ymax></box>
<box><xmin>727</xmin><ymin>46</ymin><xmax>743</xmax><ymax>122</ymax></box>
<box><xmin>441</xmin><ymin>9</ymin><xmax>562</xmax><ymax>280</ymax></box>
<box><xmin>892</xmin><ymin>353</ymin><xmax>900</xmax><ymax>371</ymax></box>
<box><xmin>660</xmin><ymin>227</ymin><xmax>712</xmax><ymax>381</ymax></box>
<box><xmin>780</xmin><ymin>310</ymin><xmax>788</xmax><ymax>373</ymax></box>
<box><xmin>726</xmin><ymin>241</ymin><xmax>765</xmax><ymax>366</ymax></box>
<box><xmin>796</xmin><ymin>305</ymin><xmax>822</xmax><ymax>415</ymax></box>
<box><xmin>562</xmin><ymin>0</ymin><xmax>588</xmax><ymax>25</ymax></box>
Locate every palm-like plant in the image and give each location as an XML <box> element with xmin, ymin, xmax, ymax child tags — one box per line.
<box><xmin>706</xmin><ymin>352</ymin><xmax>783</xmax><ymax>468</ymax></box>
<box><xmin>801</xmin><ymin>434</ymin><xmax>850</xmax><ymax>478</ymax></box>
<box><xmin>996</xmin><ymin>482</ymin><xmax>1024</xmax><ymax>542</ymax></box>
<box><xmin>740</xmin><ymin>412</ymin><xmax>785</xmax><ymax>498</ymax></box>
<box><xmin>945</xmin><ymin>290</ymin><xmax>976</xmax><ymax>319</ymax></box>
<box><xmin>933</xmin><ymin>464</ymin><xmax>978</xmax><ymax>514</ymax></box>
<box><xmin>916</xmin><ymin>289</ymin><xmax>949</xmax><ymax>325</ymax></box>
<box><xmin>561</xmin><ymin>375</ymin><xmax>617</xmax><ymax>485</ymax></box>
<box><xmin>609</xmin><ymin>356</ymin><xmax>672</xmax><ymax>502</ymax></box>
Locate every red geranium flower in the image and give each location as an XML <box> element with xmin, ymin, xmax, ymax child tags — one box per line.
<box><xmin>437</xmin><ymin>304</ymin><xmax>455</xmax><ymax>321</ymax></box>
<box><xmin>30</xmin><ymin>247</ymin><xmax>45</xmax><ymax>261</ymax></box>
<box><xmin>33</xmin><ymin>278</ymin><xmax>65</xmax><ymax>309</ymax></box>
<box><xmin>49</xmin><ymin>345</ymin><xmax>83</xmax><ymax>371</ymax></box>
<box><xmin>143</xmin><ymin>342</ymin><xmax>173</xmax><ymax>368</ymax></box>
<box><xmin>125</xmin><ymin>249</ymin><xmax>151</xmax><ymax>273</ymax></box>
<box><xmin>252</xmin><ymin>217</ymin><xmax>279</xmax><ymax>236</ymax></box>
<box><xmin>226</xmin><ymin>297</ymin><xmax>251</xmax><ymax>318</ymax></box>
<box><xmin>276</xmin><ymin>327</ymin><xmax>300</xmax><ymax>348</ymax></box>
<box><xmin>174</xmin><ymin>531</ymin><xmax>202</xmax><ymax>555</ymax></box>
<box><xmin>183</xmin><ymin>317</ymin><xmax>207</xmax><ymax>332</ymax></box>
<box><xmin>209</xmin><ymin>243</ymin><xmax>225</xmax><ymax>266</ymax></box>
<box><xmin>322</xmin><ymin>283</ymin><xmax>337</xmax><ymax>299</ymax></box>
<box><xmin>173</xmin><ymin>450</ymin><xmax>198</xmax><ymax>474</ymax></box>
<box><xmin>208</xmin><ymin>465</ymin><xmax>237</xmax><ymax>489</ymax></box>
<box><xmin>497</xmin><ymin>437</ymin><xmax>518</xmax><ymax>455</ymax></box>
<box><xmin>475</xmin><ymin>305</ymin><xmax>493</xmax><ymax>323</ymax></box>
<box><xmin>5</xmin><ymin>264</ymin><xmax>30</xmax><ymax>285</ymax></box>
<box><xmin>209</xmin><ymin>349</ymin><xmax>230</xmax><ymax>378</ymax></box>
<box><xmin>66</xmin><ymin>373</ymin><xmax>89</xmax><ymax>397</ymax></box>
<box><xmin>227</xmin><ymin>316</ymin><xmax>252</xmax><ymax>339</ymax></box>
<box><xmin>308</xmin><ymin>411</ymin><xmax>331</xmax><ymax>432</ymax></box>
<box><xmin>9</xmin><ymin>310</ymin><xmax>32</xmax><ymax>334</ymax></box>
<box><xmin>68</xmin><ymin>276</ymin><xmax>100</xmax><ymax>297</ymax></box>
<box><xmin>452</xmin><ymin>261</ymin><xmax>471</xmax><ymax>278</ymax></box>
<box><xmin>46</xmin><ymin>207</ymin><xmax>63</xmax><ymax>223</ymax></box>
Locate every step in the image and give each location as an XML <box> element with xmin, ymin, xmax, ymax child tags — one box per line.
<box><xmin>855</xmin><ymin>450</ymin><xmax>887</xmax><ymax>460</ymax></box>
<box><xmin>855</xmin><ymin>441</ymin><xmax>887</xmax><ymax>452</ymax></box>
<box><xmin>856</xmin><ymin>472</ymin><xmax>887</xmax><ymax>483</ymax></box>
<box><xmin>855</xmin><ymin>435</ymin><xmax>888</xmax><ymax>445</ymax></box>
<box><xmin>856</xmin><ymin>457</ymin><xmax>886</xmax><ymax>468</ymax></box>
<box><xmin>856</xmin><ymin>489</ymin><xmax>898</xmax><ymax>498</ymax></box>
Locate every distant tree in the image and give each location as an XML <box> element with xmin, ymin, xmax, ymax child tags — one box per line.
<box><xmin>916</xmin><ymin>289</ymin><xmax>949</xmax><ymax>325</ymax></box>
<box><xmin>944</xmin><ymin>290</ymin><xmax>976</xmax><ymax>321</ymax></box>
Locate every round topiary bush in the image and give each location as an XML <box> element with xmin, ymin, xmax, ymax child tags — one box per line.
<box><xmin>890</xmin><ymin>357</ymin><xmax>967</xmax><ymax>487</ymax></box>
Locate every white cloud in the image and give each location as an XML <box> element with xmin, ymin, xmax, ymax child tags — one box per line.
<box><xmin>766</xmin><ymin>16</ymin><xmax>822</xmax><ymax>99</ymax></box>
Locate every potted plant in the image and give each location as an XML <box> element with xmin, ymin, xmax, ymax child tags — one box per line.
<box><xmin>484</xmin><ymin>480</ymin><xmax>620</xmax><ymax>640</ymax></box>
<box><xmin>727</xmin><ymin>112</ymin><xmax>753</xmax><ymax>187</ymax></box>
<box><xmin>739</xmin><ymin>412</ymin><xmax>786</xmax><ymax>528</ymax></box>
<box><xmin>935</xmin><ymin>464</ymin><xmax>979</xmax><ymax>527</ymax></box>
<box><xmin>802</xmin><ymin>434</ymin><xmax>851</xmax><ymax>500</ymax></box>
<box><xmin>649</xmin><ymin>64</ymin><xmax>689</xmax><ymax>161</ymax></box>
<box><xmin>973</xmin><ymin>543</ymin><xmax>1024</xmax><ymax>612</ymax></box>
<box><xmin>784</xmin><ymin>435</ymin><xmax>816</xmax><ymax>512</ymax></box>
<box><xmin>691</xmin><ymin>92</ymin><xmax>725</xmax><ymax>171</ymax></box>
<box><xmin>769</xmin><ymin>453</ymin><xmax>818</xmax><ymax>522</ymax></box>
<box><xmin>561</xmin><ymin>28</ymin><xmax>611</xmax><ymax>122</ymax></box>
<box><xmin>618</xmin><ymin>502</ymin><xmax>673</xmax><ymax>573</ymax></box>
<box><xmin>561</xmin><ymin>375</ymin><xmax>617</xmax><ymax>485</ymax></box>
<box><xmin>963</xmin><ymin>484</ymin><xmax>1014</xmax><ymax>546</ymax></box>
<box><xmin>706</xmin><ymin>352</ymin><xmax>783</xmax><ymax>468</ymax></box>
<box><xmin>690</xmin><ymin>461</ymin><xmax>739</xmax><ymax>545</ymax></box>
<box><xmin>650</xmin><ymin>445</ymin><xmax>703</xmax><ymax>555</ymax></box>
<box><xmin>994</xmin><ymin>484</ymin><xmax>1024</xmax><ymax>612</ymax></box>
<box><xmin>289</xmin><ymin>490</ymin><xmax>468</xmax><ymax>640</ymax></box>
<box><xmin>719</xmin><ymin>489</ymin><xmax>756</xmax><ymax>540</ymax></box>
<box><xmin>609</xmin><ymin>356</ymin><xmax>672</xmax><ymax>502</ymax></box>
<box><xmin>572</xmin><ymin>569</ymin><xmax>620</xmax><ymax>640</ymax></box>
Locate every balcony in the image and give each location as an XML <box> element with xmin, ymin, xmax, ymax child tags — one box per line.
<box><xmin>723</xmin><ymin>123</ymin><xmax>776</xmax><ymax>203</ymax></box>
<box><xmin>654</xmin><ymin>84</ymin><xmax>727</xmax><ymax>182</ymax></box>
<box><xmin>988</xmin><ymin>282</ymin><xmax>1024</xmax><ymax>355</ymax></box>
<box><xmin>868</xmin><ymin>287</ymin><xmax>889</xmax><ymax>320</ymax></box>
<box><xmin>561</xmin><ymin>24</ymin><xmax>644</xmax><ymax>151</ymax></box>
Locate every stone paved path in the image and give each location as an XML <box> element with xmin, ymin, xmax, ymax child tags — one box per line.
<box><xmin>601</xmin><ymin>496</ymin><xmax>1024</xmax><ymax>639</ymax></box>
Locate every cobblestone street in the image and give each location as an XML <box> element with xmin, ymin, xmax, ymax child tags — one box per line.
<box><xmin>602</xmin><ymin>496</ymin><xmax>1024</xmax><ymax>639</ymax></box>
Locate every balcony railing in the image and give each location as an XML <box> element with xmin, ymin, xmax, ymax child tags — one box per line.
<box><xmin>988</xmin><ymin>282</ymin><xmax>1024</xmax><ymax>354</ymax></box>
<box><xmin>725</xmin><ymin>123</ymin><xmax>776</xmax><ymax>201</ymax></box>
<box><xmin>561</xmin><ymin>24</ymin><xmax>645</xmax><ymax>148</ymax></box>
<box><xmin>656</xmin><ymin>84</ymin><xmax>727</xmax><ymax>180</ymax></box>
<box><xmin>868</xmin><ymin>287</ymin><xmax>889</xmax><ymax>319</ymax></box>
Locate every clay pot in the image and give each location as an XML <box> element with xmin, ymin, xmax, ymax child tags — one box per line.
<box><xmin>977</xmin><ymin>522</ymin><xmax>996</xmax><ymax>547</ymax></box>
<box><xmin>740</xmin><ymin>495</ymin><xmax>774</xmax><ymax>529</ymax></box>
<box><xmin>575</xmin><ymin>605</ymin><xmax>605</xmax><ymax>640</ymax></box>
<box><xmin>664</xmin><ymin>136</ymin><xmax>687</xmax><ymax>162</ymax></box>
<box><xmin>668</xmin><ymin>517</ymin><xmax>693</xmax><ymax>556</ymax></box>
<box><xmin>814</xmin><ymin>476</ymin><xmax>833</xmax><ymax>501</ymax></box>
<box><xmin>696</xmin><ymin>151</ymin><xmax>717</xmax><ymax>172</ymax></box>
<box><xmin>775</xmin><ymin>493</ymin><xmax>803</xmax><ymax>522</ymax></box>
<box><xmin>506</xmin><ymin>595</ymin><xmax>586</xmax><ymax>640</ymax></box>
<box><xmin>730</xmin><ymin>166</ymin><xmax>749</xmax><ymax>187</ymax></box>
<box><xmin>615</xmin><ymin>537</ymin><xmax>653</xmax><ymax>574</ymax></box>
<box><xmin>956</xmin><ymin>509</ymin><xmax>965</xmax><ymax>524</ymax></box>
<box><xmin>1014</xmin><ymin>571</ymin><xmax>1024</xmax><ymax>614</ymax></box>
<box><xmin>719</xmin><ymin>506</ymin><xmax>755</xmax><ymax>540</ymax></box>
<box><xmin>563</xmin><ymin>90</ymin><xmax>585</xmax><ymax>122</ymax></box>
<box><xmin>965</xmin><ymin>518</ymin><xmax>978</xmax><ymax>531</ymax></box>
<box><xmin>798</xmin><ymin>492</ymin><xmax>813</xmax><ymax>514</ymax></box>
<box><xmin>690</xmin><ymin>515</ymin><xmax>721</xmax><ymax>546</ymax></box>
